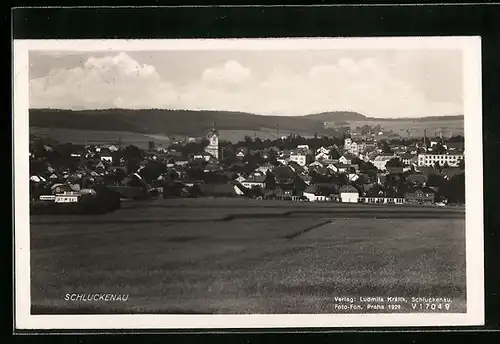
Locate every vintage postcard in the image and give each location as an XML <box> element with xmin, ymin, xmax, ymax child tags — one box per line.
<box><xmin>13</xmin><ymin>37</ymin><xmax>484</xmax><ymax>330</ymax></box>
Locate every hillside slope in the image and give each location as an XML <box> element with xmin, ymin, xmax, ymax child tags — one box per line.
<box><xmin>303</xmin><ymin>111</ymin><xmax>367</xmax><ymax>122</ymax></box>
<box><xmin>305</xmin><ymin>111</ymin><xmax>464</xmax><ymax>122</ymax></box>
<box><xmin>29</xmin><ymin>109</ymin><xmax>331</xmax><ymax>136</ymax></box>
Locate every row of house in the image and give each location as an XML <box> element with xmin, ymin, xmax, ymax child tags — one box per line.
<box><xmin>29</xmin><ymin>127</ymin><xmax>464</xmax><ymax>206</ymax></box>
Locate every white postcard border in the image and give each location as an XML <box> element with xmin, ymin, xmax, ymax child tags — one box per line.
<box><xmin>14</xmin><ymin>37</ymin><xmax>484</xmax><ymax>330</ymax></box>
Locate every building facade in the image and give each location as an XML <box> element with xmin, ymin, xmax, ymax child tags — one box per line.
<box><xmin>290</xmin><ymin>152</ymin><xmax>311</xmax><ymax>166</ymax></box>
<box><xmin>417</xmin><ymin>153</ymin><xmax>464</xmax><ymax>167</ymax></box>
<box><xmin>339</xmin><ymin>185</ymin><xmax>359</xmax><ymax>203</ymax></box>
<box><xmin>347</xmin><ymin>140</ymin><xmax>377</xmax><ymax>156</ymax></box>
<box><xmin>358</xmin><ymin>197</ymin><xmax>405</xmax><ymax>204</ymax></box>
<box><xmin>404</xmin><ymin>189</ymin><xmax>435</xmax><ymax>203</ymax></box>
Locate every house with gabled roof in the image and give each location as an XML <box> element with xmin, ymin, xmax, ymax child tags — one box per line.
<box><xmin>302</xmin><ymin>184</ymin><xmax>332</xmax><ymax>202</ymax></box>
<box><xmin>309</xmin><ymin>161</ymin><xmax>324</xmax><ymax>169</ymax></box>
<box><xmin>404</xmin><ymin>186</ymin><xmax>435</xmax><ymax>204</ymax></box>
<box><xmin>339</xmin><ymin>152</ymin><xmax>356</xmax><ymax>165</ymax></box>
<box><xmin>316</xmin><ymin>146</ymin><xmax>330</xmax><ymax>155</ymax></box>
<box><xmin>339</xmin><ymin>185</ymin><xmax>359</xmax><ymax>203</ymax></box>
<box><xmin>241</xmin><ymin>175</ymin><xmax>266</xmax><ymax>189</ymax></box>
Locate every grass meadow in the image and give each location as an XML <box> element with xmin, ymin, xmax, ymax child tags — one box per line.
<box><xmin>30</xmin><ymin>198</ymin><xmax>466</xmax><ymax>314</ymax></box>
<box><xmin>30</xmin><ymin>127</ymin><xmax>172</xmax><ymax>149</ymax></box>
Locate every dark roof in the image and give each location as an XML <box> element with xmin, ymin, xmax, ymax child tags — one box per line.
<box><xmin>342</xmin><ymin>153</ymin><xmax>356</xmax><ymax>160</ymax></box>
<box><xmin>316</xmin><ymin>183</ymin><xmax>340</xmax><ymax>193</ymax></box>
<box><xmin>339</xmin><ymin>185</ymin><xmax>358</xmax><ymax>193</ymax></box>
<box><xmin>304</xmin><ymin>185</ymin><xmax>319</xmax><ymax>194</ymax></box>
<box><xmin>205</xmin><ymin>163</ymin><xmax>222</xmax><ymax>171</ymax></box>
<box><xmin>243</xmin><ymin>175</ymin><xmax>266</xmax><ymax>183</ymax></box>
<box><xmin>407</xmin><ymin>174</ymin><xmax>428</xmax><ymax>183</ymax></box>
<box><xmin>386</xmin><ymin>166</ymin><xmax>405</xmax><ymax>174</ymax></box>
<box><xmin>400</xmin><ymin>152</ymin><xmax>416</xmax><ymax>160</ymax></box>
<box><xmin>272</xmin><ymin>166</ymin><xmax>295</xmax><ymax>178</ymax></box>
<box><xmin>411</xmin><ymin>186</ymin><xmax>436</xmax><ymax>194</ymax></box>
<box><xmin>441</xmin><ymin>168</ymin><xmax>465</xmax><ymax>177</ymax></box>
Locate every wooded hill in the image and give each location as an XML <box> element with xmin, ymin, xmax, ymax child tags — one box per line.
<box><xmin>29</xmin><ymin>108</ymin><xmax>332</xmax><ymax>136</ymax></box>
<box><xmin>29</xmin><ymin>108</ymin><xmax>464</xmax><ymax>137</ymax></box>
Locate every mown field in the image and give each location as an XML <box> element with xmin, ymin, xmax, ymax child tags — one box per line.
<box><xmin>218</xmin><ymin>128</ymin><xmax>317</xmax><ymax>143</ymax></box>
<box><xmin>30</xmin><ymin>116</ymin><xmax>464</xmax><ymax>147</ymax></box>
<box><xmin>347</xmin><ymin>119</ymin><xmax>464</xmax><ymax>138</ymax></box>
<box><xmin>30</xmin><ymin>198</ymin><xmax>466</xmax><ymax>314</ymax></box>
<box><xmin>30</xmin><ymin>127</ymin><xmax>172</xmax><ymax>149</ymax></box>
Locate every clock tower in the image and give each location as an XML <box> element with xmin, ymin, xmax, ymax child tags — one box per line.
<box><xmin>205</xmin><ymin>122</ymin><xmax>219</xmax><ymax>160</ymax></box>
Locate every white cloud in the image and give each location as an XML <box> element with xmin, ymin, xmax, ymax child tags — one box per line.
<box><xmin>30</xmin><ymin>52</ymin><xmax>178</xmax><ymax>110</ymax></box>
<box><xmin>30</xmin><ymin>53</ymin><xmax>462</xmax><ymax>118</ymax></box>
<box><xmin>201</xmin><ymin>60</ymin><xmax>252</xmax><ymax>86</ymax></box>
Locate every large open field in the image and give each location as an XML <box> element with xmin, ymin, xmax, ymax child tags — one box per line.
<box><xmin>30</xmin><ymin>127</ymin><xmax>172</xmax><ymax>149</ymax></box>
<box><xmin>30</xmin><ymin>198</ymin><xmax>466</xmax><ymax>314</ymax></box>
<box><xmin>218</xmin><ymin>128</ymin><xmax>318</xmax><ymax>143</ymax></box>
<box><xmin>347</xmin><ymin>119</ymin><xmax>464</xmax><ymax>138</ymax></box>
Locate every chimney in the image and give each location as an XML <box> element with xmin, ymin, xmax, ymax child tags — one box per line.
<box><xmin>276</xmin><ymin>124</ymin><xmax>280</xmax><ymax>140</ymax></box>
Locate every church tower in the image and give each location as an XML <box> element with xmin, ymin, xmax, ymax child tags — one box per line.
<box><xmin>205</xmin><ymin>122</ymin><xmax>219</xmax><ymax>160</ymax></box>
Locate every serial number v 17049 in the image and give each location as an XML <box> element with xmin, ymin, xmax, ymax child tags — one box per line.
<box><xmin>411</xmin><ymin>303</ymin><xmax>451</xmax><ymax>311</ymax></box>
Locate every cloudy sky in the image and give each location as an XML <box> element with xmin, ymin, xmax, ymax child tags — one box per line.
<box><xmin>29</xmin><ymin>49</ymin><xmax>463</xmax><ymax>118</ymax></box>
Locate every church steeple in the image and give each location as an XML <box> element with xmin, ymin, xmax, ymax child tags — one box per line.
<box><xmin>211</xmin><ymin>121</ymin><xmax>218</xmax><ymax>135</ymax></box>
<box><xmin>205</xmin><ymin>121</ymin><xmax>220</xmax><ymax>160</ymax></box>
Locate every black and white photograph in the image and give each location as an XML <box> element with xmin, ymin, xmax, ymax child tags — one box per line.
<box><xmin>13</xmin><ymin>37</ymin><xmax>484</xmax><ymax>329</ymax></box>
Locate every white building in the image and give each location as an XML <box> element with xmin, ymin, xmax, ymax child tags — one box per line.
<box><xmin>54</xmin><ymin>192</ymin><xmax>81</xmax><ymax>203</ymax></box>
<box><xmin>315</xmin><ymin>151</ymin><xmax>330</xmax><ymax>161</ymax></box>
<box><xmin>290</xmin><ymin>152</ymin><xmax>309</xmax><ymax>166</ymax></box>
<box><xmin>344</xmin><ymin>138</ymin><xmax>376</xmax><ymax>156</ymax></box>
<box><xmin>340</xmin><ymin>185</ymin><xmax>359</xmax><ymax>203</ymax></box>
<box><xmin>100</xmin><ymin>155</ymin><xmax>113</xmax><ymax>163</ymax></box>
<box><xmin>348</xmin><ymin>141</ymin><xmax>374</xmax><ymax>156</ymax></box>
<box><xmin>241</xmin><ymin>176</ymin><xmax>266</xmax><ymax>189</ymax></box>
<box><xmin>344</xmin><ymin>137</ymin><xmax>352</xmax><ymax>150</ymax></box>
<box><xmin>316</xmin><ymin>146</ymin><xmax>330</xmax><ymax>155</ymax></box>
<box><xmin>277</xmin><ymin>157</ymin><xmax>288</xmax><ymax>165</ymax></box>
<box><xmin>302</xmin><ymin>185</ymin><xmax>329</xmax><ymax>202</ymax></box>
<box><xmin>372</xmin><ymin>155</ymin><xmax>396</xmax><ymax>171</ymax></box>
<box><xmin>417</xmin><ymin>153</ymin><xmax>464</xmax><ymax>167</ymax></box>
